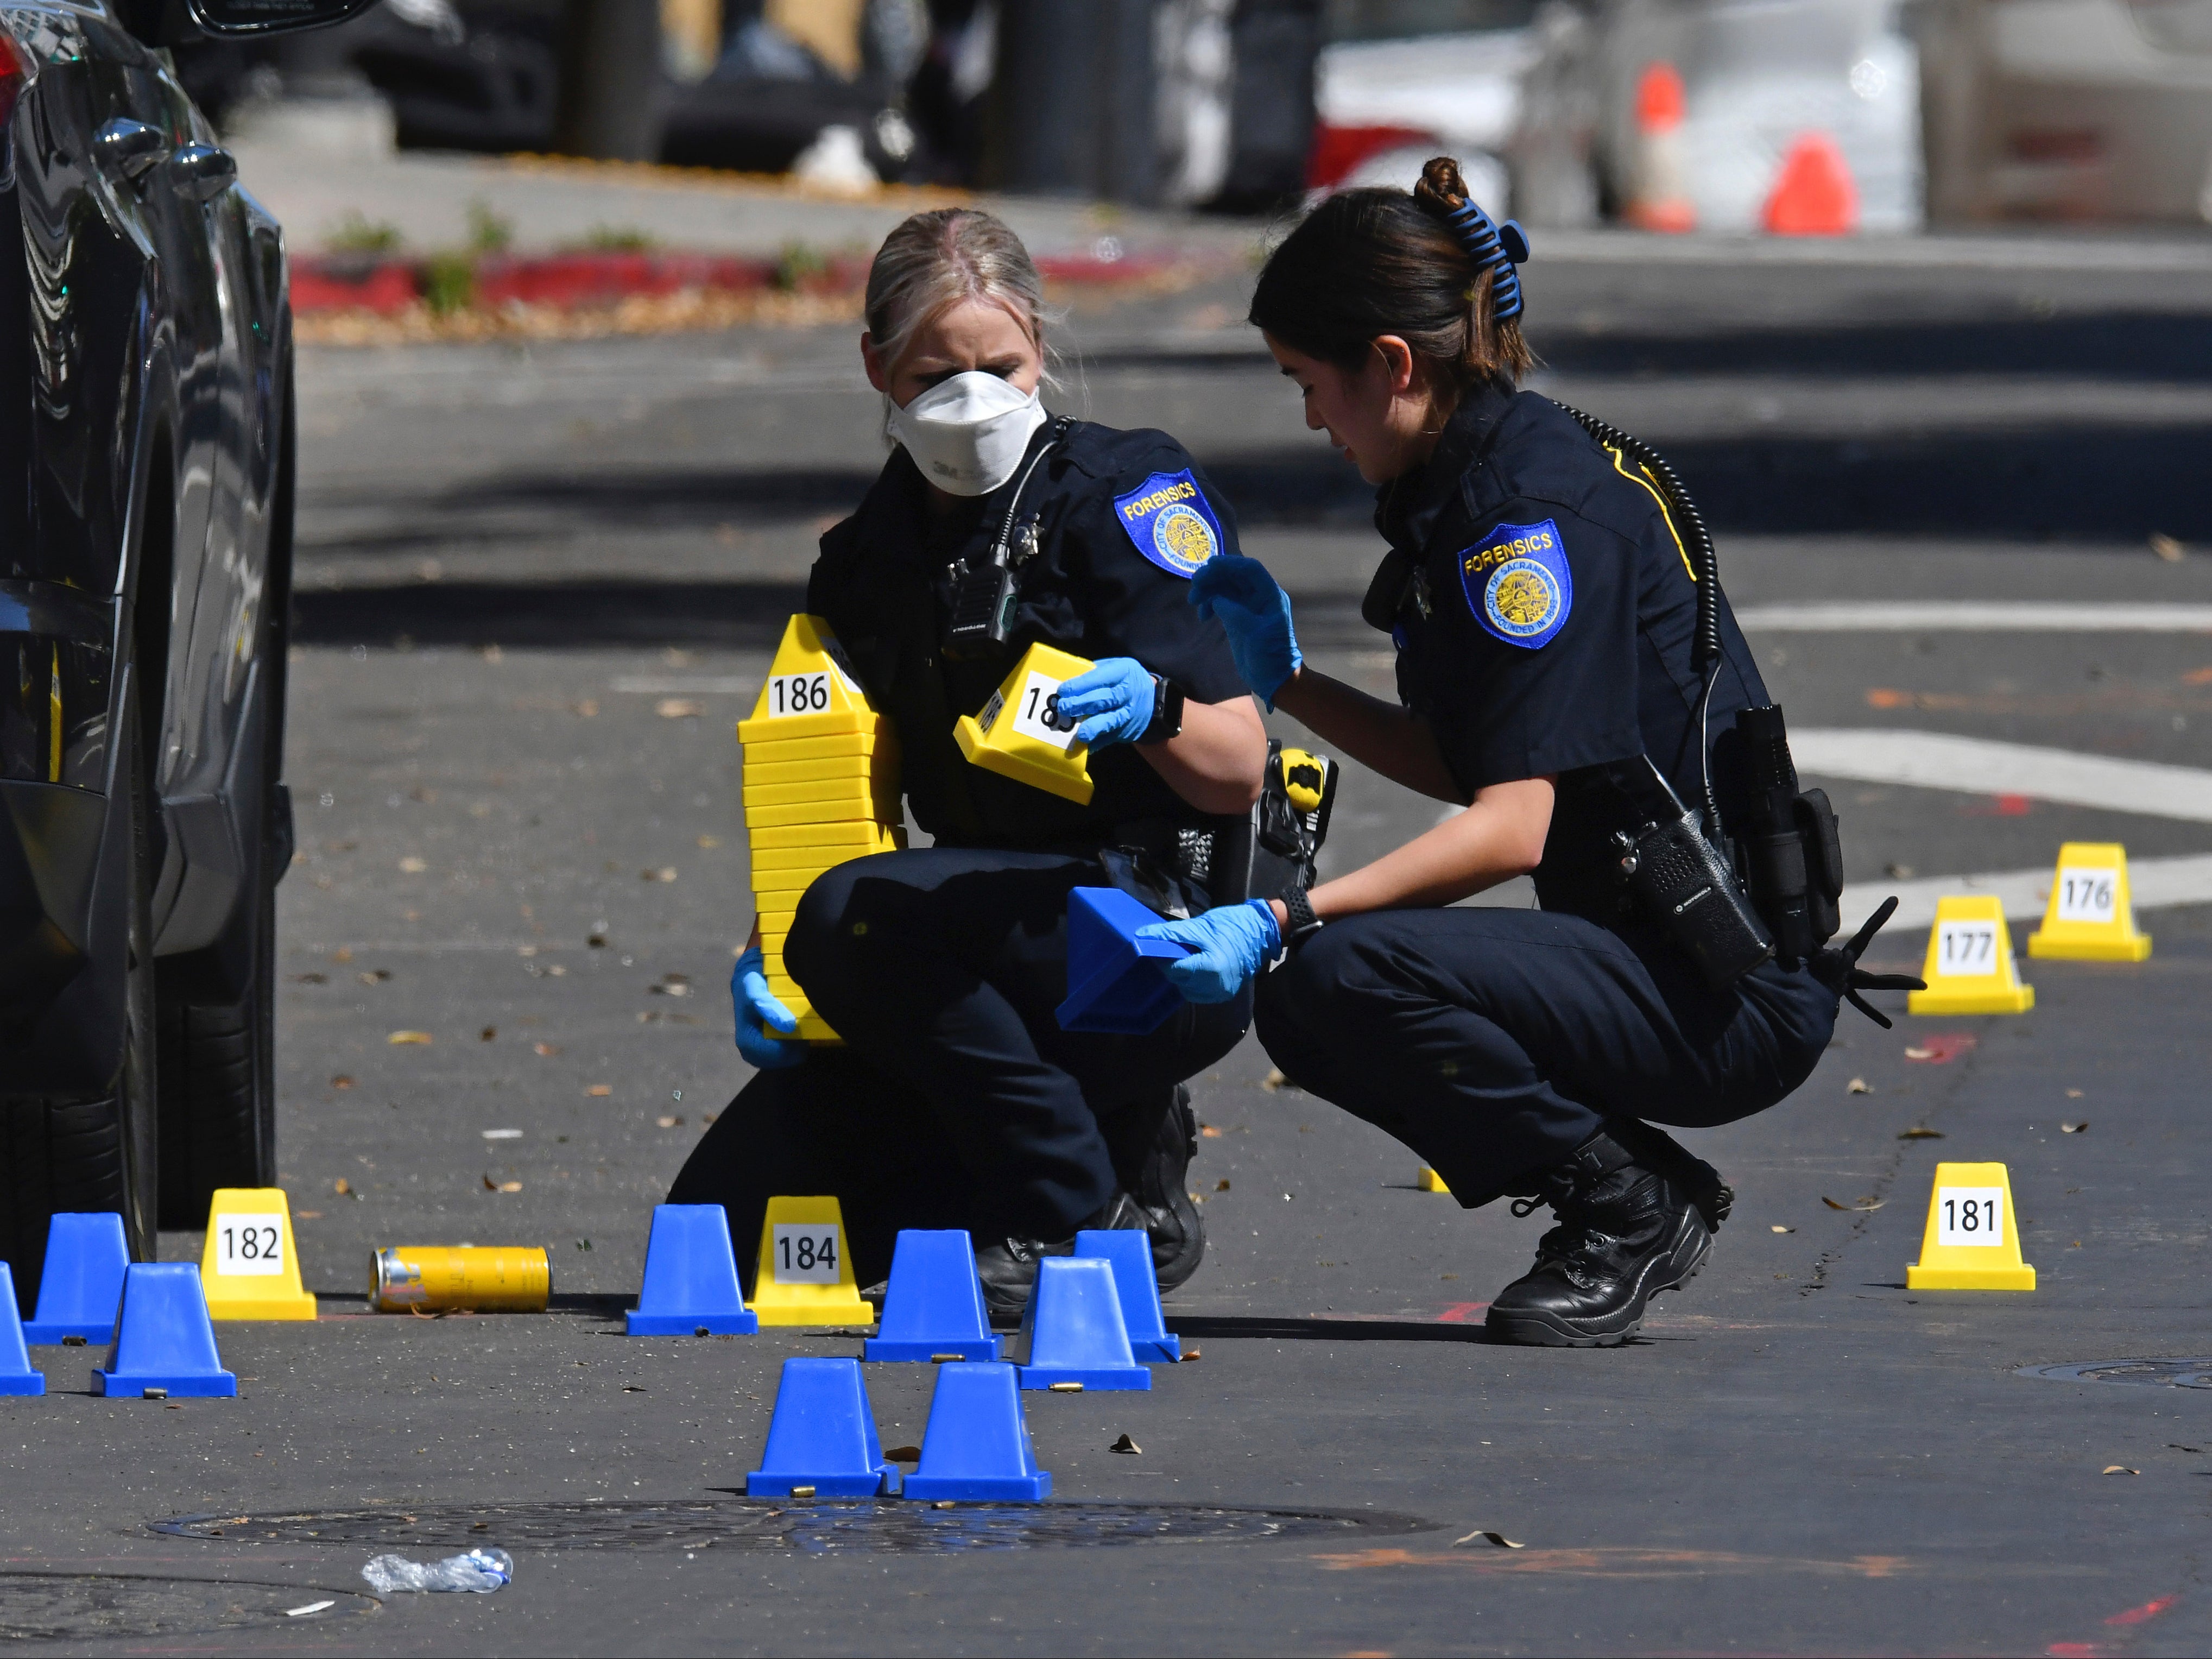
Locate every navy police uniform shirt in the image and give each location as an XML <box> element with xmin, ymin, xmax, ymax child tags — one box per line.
<box><xmin>809</xmin><ymin>419</ymin><xmax>1249</xmax><ymax>846</ymax></box>
<box><xmin>1375</xmin><ymin>381</ymin><xmax>1771</xmax><ymax>920</ymax></box>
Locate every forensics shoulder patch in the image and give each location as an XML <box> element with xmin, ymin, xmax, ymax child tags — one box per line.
<box><xmin>1458</xmin><ymin>520</ymin><xmax>1571</xmax><ymax>649</ymax></box>
<box><xmin>1113</xmin><ymin>469</ymin><xmax>1224</xmax><ymax>578</ymax></box>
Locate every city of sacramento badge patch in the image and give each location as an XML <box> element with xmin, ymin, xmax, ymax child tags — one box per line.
<box><xmin>1114</xmin><ymin>469</ymin><xmax>1224</xmax><ymax>577</ymax></box>
<box><xmin>1459</xmin><ymin>519</ymin><xmax>1571</xmax><ymax>649</ymax></box>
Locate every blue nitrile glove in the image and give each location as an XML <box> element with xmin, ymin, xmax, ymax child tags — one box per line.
<box><xmin>1054</xmin><ymin>657</ymin><xmax>1156</xmax><ymax>749</ymax></box>
<box><xmin>1188</xmin><ymin>554</ymin><xmax>1301</xmax><ymax>708</ymax></box>
<box><xmin>731</xmin><ymin>945</ymin><xmax>805</xmax><ymax>1069</ymax></box>
<box><xmin>1136</xmin><ymin>899</ymin><xmax>1281</xmax><ymax>1004</ymax></box>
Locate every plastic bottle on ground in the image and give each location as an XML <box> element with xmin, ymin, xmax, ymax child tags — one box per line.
<box><xmin>360</xmin><ymin>1547</ymin><xmax>514</xmax><ymax>1594</ymax></box>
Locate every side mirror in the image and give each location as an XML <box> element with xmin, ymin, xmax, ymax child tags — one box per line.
<box><xmin>182</xmin><ymin>0</ymin><xmax>381</xmax><ymax>36</ymax></box>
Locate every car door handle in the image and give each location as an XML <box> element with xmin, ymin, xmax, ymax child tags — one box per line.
<box><xmin>94</xmin><ymin>117</ymin><xmax>170</xmax><ymax>181</ymax></box>
<box><xmin>166</xmin><ymin>142</ymin><xmax>236</xmax><ymax>204</ymax></box>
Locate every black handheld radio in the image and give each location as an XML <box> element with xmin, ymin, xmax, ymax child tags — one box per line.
<box><xmin>941</xmin><ymin>418</ymin><xmax>1071</xmax><ymax>660</ymax></box>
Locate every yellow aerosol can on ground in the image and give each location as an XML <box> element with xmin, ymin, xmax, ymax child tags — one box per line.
<box><xmin>369</xmin><ymin>1246</ymin><xmax>551</xmax><ymax>1313</ymax></box>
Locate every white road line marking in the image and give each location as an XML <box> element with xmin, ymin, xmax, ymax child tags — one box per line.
<box><xmin>1795</xmin><ymin>729</ymin><xmax>2212</xmax><ymax>823</ymax></box>
<box><xmin>1842</xmin><ymin>854</ymin><xmax>2212</xmax><ymax>931</ymax></box>
<box><xmin>1735</xmin><ymin>602</ymin><xmax>2212</xmax><ymax>633</ymax></box>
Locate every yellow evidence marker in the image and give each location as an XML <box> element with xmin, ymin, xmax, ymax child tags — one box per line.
<box><xmin>749</xmin><ymin>1196</ymin><xmax>874</xmax><ymax>1327</ymax></box>
<box><xmin>1908</xmin><ymin>895</ymin><xmax>2034</xmax><ymax>1015</ymax></box>
<box><xmin>198</xmin><ymin>1189</ymin><xmax>317</xmax><ymax>1320</ymax></box>
<box><xmin>1906</xmin><ymin>1162</ymin><xmax>2037</xmax><ymax>1290</ymax></box>
<box><xmin>952</xmin><ymin>641</ymin><xmax>1097</xmax><ymax>806</ymax></box>
<box><xmin>1417</xmin><ymin>1167</ymin><xmax>1452</xmax><ymax>1194</ymax></box>
<box><xmin>2028</xmin><ymin>842</ymin><xmax>2151</xmax><ymax>962</ymax></box>
<box><xmin>737</xmin><ymin>616</ymin><xmax>905</xmax><ymax>1043</ymax></box>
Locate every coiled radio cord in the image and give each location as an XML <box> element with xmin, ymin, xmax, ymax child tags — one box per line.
<box><xmin>1560</xmin><ymin>403</ymin><xmax>1724</xmax><ymax>836</ymax></box>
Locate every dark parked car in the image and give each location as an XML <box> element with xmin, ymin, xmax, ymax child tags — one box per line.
<box><xmin>0</xmin><ymin>0</ymin><xmax>370</xmax><ymax>1308</ymax></box>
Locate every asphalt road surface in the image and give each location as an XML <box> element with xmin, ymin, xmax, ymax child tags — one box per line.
<box><xmin>8</xmin><ymin>234</ymin><xmax>2212</xmax><ymax>1656</ymax></box>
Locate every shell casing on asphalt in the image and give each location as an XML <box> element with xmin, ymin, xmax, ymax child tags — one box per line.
<box><xmin>369</xmin><ymin>1246</ymin><xmax>551</xmax><ymax>1312</ymax></box>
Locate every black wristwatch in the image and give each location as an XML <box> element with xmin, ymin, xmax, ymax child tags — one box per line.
<box><xmin>1138</xmin><ymin>674</ymin><xmax>1185</xmax><ymax>744</ymax></box>
<box><xmin>1280</xmin><ymin>885</ymin><xmax>1323</xmax><ymax>946</ymax></box>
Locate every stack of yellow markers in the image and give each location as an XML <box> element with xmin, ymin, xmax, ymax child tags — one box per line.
<box><xmin>737</xmin><ymin>615</ymin><xmax>902</xmax><ymax>1041</ymax></box>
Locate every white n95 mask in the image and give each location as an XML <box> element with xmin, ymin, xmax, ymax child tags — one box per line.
<box><xmin>884</xmin><ymin>371</ymin><xmax>1047</xmax><ymax>496</ymax></box>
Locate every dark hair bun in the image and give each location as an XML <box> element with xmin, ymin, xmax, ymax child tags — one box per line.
<box><xmin>1413</xmin><ymin>156</ymin><xmax>1470</xmax><ymax>218</ymax></box>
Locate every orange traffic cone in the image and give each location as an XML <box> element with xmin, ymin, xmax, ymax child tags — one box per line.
<box><xmin>1762</xmin><ymin>132</ymin><xmax>1858</xmax><ymax>236</ymax></box>
<box><xmin>1625</xmin><ymin>63</ymin><xmax>1695</xmax><ymax>233</ymax></box>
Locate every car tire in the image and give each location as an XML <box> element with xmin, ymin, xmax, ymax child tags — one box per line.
<box><xmin>0</xmin><ymin>689</ymin><xmax>162</xmax><ymax>1299</ymax></box>
<box><xmin>153</xmin><ymin>897</ymin><xmax>275</xmax><ymax>1225</ymax></box>
<box><xmin>155</xmin><ymin>356</ymin><xmax>291</xmax><ymax>1228</ymax></box>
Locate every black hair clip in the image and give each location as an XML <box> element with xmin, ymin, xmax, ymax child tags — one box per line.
<box><xmin>1443</xmin><ymin>198</ymin><xmax>1530</xmax><ymax>323</ymax></box>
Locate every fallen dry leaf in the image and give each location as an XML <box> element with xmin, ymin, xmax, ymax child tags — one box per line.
<box><xmin>586</xmin><ymin>1084</ymin><xmax>613</xmax><ymax>1097</ymax></box>
<box><xmin>387</xmin><ymin>1031</ymin><xmax>433</xmax><ymax>1046</ymax></box>
<box><xmin>1823</xmin><ymin>1196</ymin><xmax>1884</xmax><ymax>1212</ymax></box>
<box><xmin>1452</xmin><ymin>1530</ymin><xmax>1524</xmax><ymax>1549</ymax></box>
<box><xmin>333</xmin><ymin>1178</ymin><xmax>352</xmax><ymax>1196</ymax></box>
<box><xmin>1199</xmin><ymin>1125</ymin><xmax>1223</xmax><ymax>1139</ymax></box>
<box><xmin>499</xmin><ymin>1181</ymin><xmax>522</xmax><ymax>1194</ymax></box>
<box><xmin>2063</xmin><ymin>1121</ymin><xmax>2088</xmax><ymax>1133</ymax></box>
<box><xmin>1847</xmin><ymin>1077</ymin><xmax>1873</xmax><ymax>1094</ymax></box>
<box><xmin>697</xmin><ymin>835</ymin><xmax>721</xmax><ymax>849</ymax></box>
<box><xmin>572</xmin><ymin>698</ymin><xmax>599</xmax><ymax>718</ymax></box>
<box><xmin>2066</xmin><ymin>1088</ymin><xmax>2084</xmax><ymax>1098</ymax></box>
<box><xmin>656</xmin><ymin>1115</ymin><xmax>681</xmax><ymax>1128</ymax></box>
<box><xmin>330</xmin><ymin>1075</ymin><xmax>354</xmax><ymax>1090</ymax></box>
<box><xmin>1259</xmin><ymin>1068</ymin><xmax>1299</xmax><ymax>1092</ymax></box>
<box><xmin>332</xmin><ymin>947</ymin><xmax>353</xmax><ymax>963</ymax></box>
<box><xmin>1109</xmin><ymin>1433</ymin><xmax>1141</xmax><ymax>1454</ymax></box>
<box><xmin>398</xmin><ymin>856</ymin><xmax>427</xmax><ymax>874</ymax></box>
<box><xmin>1899</xmin><ymin>1127</ymin><xmax>1945</xmax><ymax>1140</ymax></box>
<box><xmin>2151</xmin><ymin>533</ymin><xmax>2186</xmax><ymax>562</ymax></box>
<box><xmin>295</xmin><ymin>1210</ymin><xmax>323</xmax><ymax>1221</ymax></box>
<box><xmin>1180</xmin><ymin>1346</ymin><xmax>1201</xmax><ymax>1361</ymax></box>
<box><xmin>2103</xmin><ymin>1465</ymin><xmax>2140</xmax><ymax>1475</ymax></box>
<box><xmin>1771</xmin><ymin>1225</ymin><xmax>1796</xmax><ymax>1234</ymax></box>
<box><xmin>656</xmin><ymin>697</ymin><xmax>705</xmax><ymax>719</ymax></box>
<box><xmin>481</xmin><ymin>1026</ymin><xmax>497</xmax><ymax>1042</ymax></box>
<box><xmin>534</xmin><ymin>1041</ymin><xmax>561</xmax><ymax>1057</ymax></box>
<box><xmin>1215</xmin><ymin>1178</ymin><xmax>1231</xmax><ymax>1192</ymax></box>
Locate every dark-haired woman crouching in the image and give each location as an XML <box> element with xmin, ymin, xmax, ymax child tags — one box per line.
<box><xmin>1133</xmin><ymin>159</ymin><xmax>1907</xmax><ymax>1347</ymax></box>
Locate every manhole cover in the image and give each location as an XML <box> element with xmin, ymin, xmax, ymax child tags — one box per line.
<box><xmin>155</xmin><ymin>1499</ymin><xmax>1434</xmax><ymax>1555</ymax></box>
<box><xmin>2019</xmin><ymin>1358</ymin><xmax>2212</xmax><ymax>1388</ymax></box>
<box><xmin>0</xmin><ymin>1572</ymin><xmax>374</xmax><ymax>1641</ymax></box>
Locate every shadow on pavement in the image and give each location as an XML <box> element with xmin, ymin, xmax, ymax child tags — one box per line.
<box><xmin>293</xmin><ymin>578</ymin><xmax>807</xmax><ymax>647</ymax></box>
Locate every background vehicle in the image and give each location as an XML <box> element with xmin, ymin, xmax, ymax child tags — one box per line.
<box><xmin>1920</xmin><ymin>0</ymin><xmax>2212</xmax><ymax>224</ymax></box>
<box><xmin>0</xmin><ymin>0</ymin><xmax>368</xmax><ymax>1308</ymax></box>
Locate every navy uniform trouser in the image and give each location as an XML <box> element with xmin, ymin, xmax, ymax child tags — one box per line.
<box><xmin>669</xmin><ymin>848</ymin><xmax>1251</xmax><ymax>1289</ymax></box>
<box><xmin>1254</xmin><ymin>906</ymin><xmax>1840</xmax><ymax>1208</ymax></box>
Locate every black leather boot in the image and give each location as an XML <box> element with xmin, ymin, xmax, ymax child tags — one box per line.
<box><xmin>1105</xmin><ymin>1084</ymin><xmax>1208</xmax><ymax>1294</ymax></box>
<box><xmin>1485</xmin><ymin>1127</ymin><xmax>1715</xmax><ymax>1348</ymax></box>
<box><xmin>1604</xmin><ymin>1118</ymin><xmax>1734</xmax><ymax>1231</ymax></box>
<box><xmin>975</xmin><ymin>1190</ymin><xmax>1149</xmax><ymax>1320</ymax></box>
